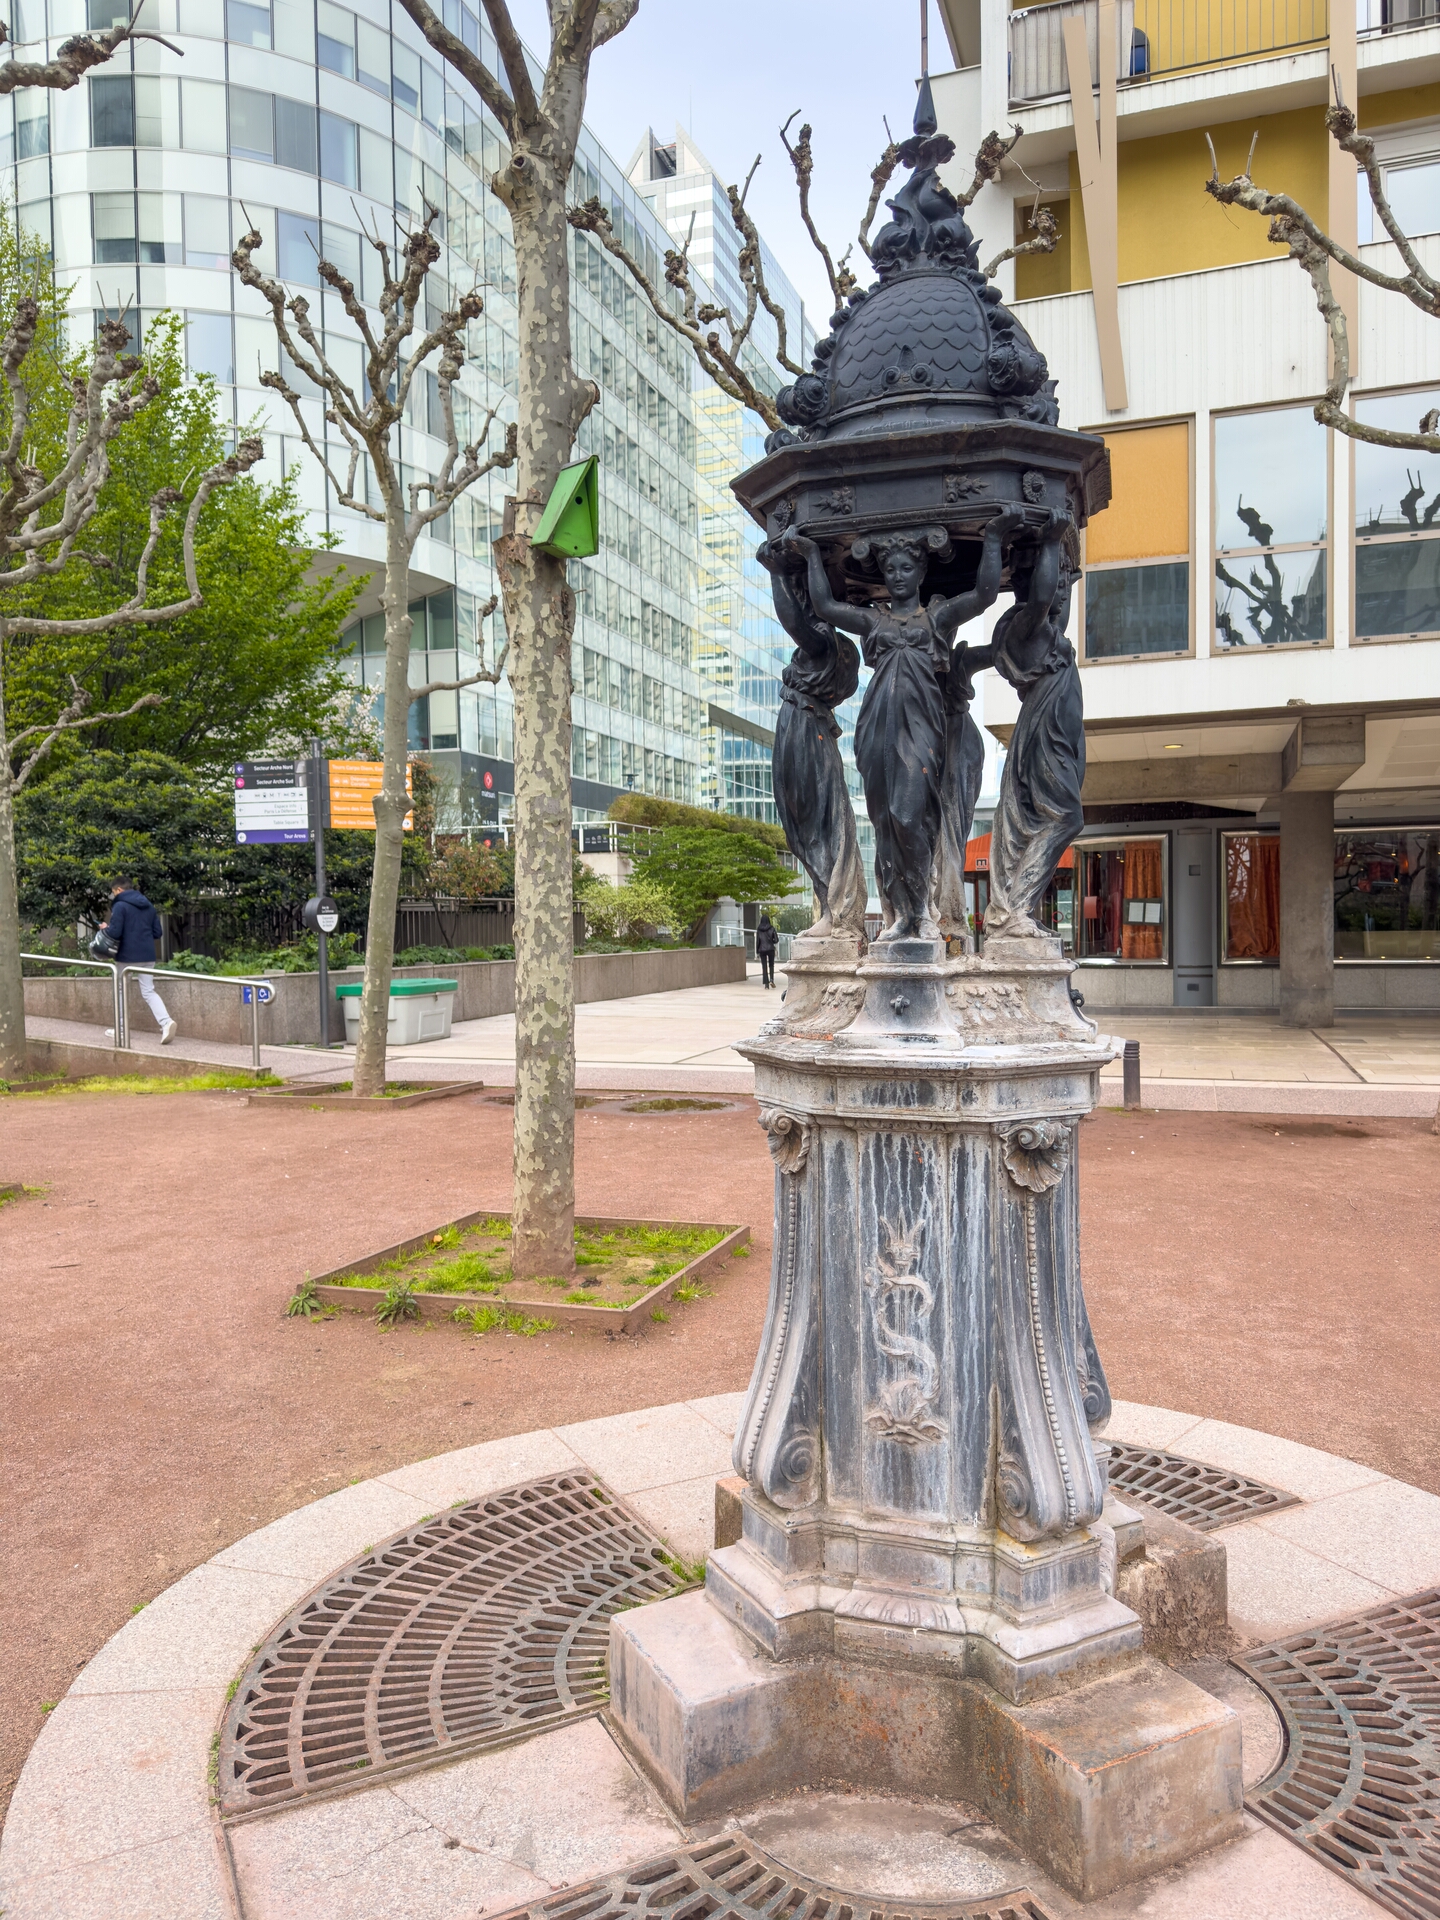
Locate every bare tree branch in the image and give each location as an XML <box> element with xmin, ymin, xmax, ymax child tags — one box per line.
<box><xmin>857</xmin><ymin>135</ymin><xmax>902</xmax><ymax>262</ymax></box>
<box><xmin>408</xmin><ymin>596</ymin><xmax>508</xmax><ymax>700</ymax></box>
<box><xmin>982</xmin><ymin>200</ymin><xmax>1060</xmax><ymax>282</ymax></box>
<box><xmin>778</xmin><ymin>114</ymin><xmax>855</xmax><ymax>309</ymax></box>
<box><xmin>8</xmin><ymin>681</ymin><xmax>164</xmax><ymax>794</ymax></box>
<box><xmin>955</xmin><ymin>125</ymin><xmax>1025</xmax><ymax>211</ymax></box>
<box><xmin>0</xmin><ymin>7</ymin><xmax>181</xmax><ymax>93</ymax></box>
<box><xmin>1206</xmin><ymin>111</ymin><xmax>1440</xmax><ymax>455</ymax></box>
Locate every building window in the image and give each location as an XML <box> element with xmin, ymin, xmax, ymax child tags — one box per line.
<box><xmin>186</xmin><ymin>311</ymin><xmax>234</xmax><ymax>385</ymax></box>
<box><xmin>1222</xmin><ymin>832</ymin><xmax>1279</xmax><ymax>961</ymax></box>
<box><xmin>391</xmin><ymin>39</ymin><xmax>421</xmax><ymax>114</ymax></box>
<box><xmin>1358</xmin><ymin>145</ymin><xmax>1440</xmax><ymax>243</ymax></box>
<box><xmin>357</xmin><ymin>18</ymin><xmax>390</xmax><ymax>95</ymax></box>
<box><xmin>275</xmin><ymin>95</ymin><xmax>318</xmax><ymax>173</ymax></box>
<box><xmin>1213</xmin><ymin>404</ymin><xmax>1328</xmax><ymax>649</ymax></box>
<box><xmin>1353</xmin><ymin>385</ymin><xmax>1440</xmax><ymax>641</ymax></box>
<box><xmin>1335</xmin><ymin>828</ymin><xmax>1440</xmax><ymax>961</ymax></box>
<box><xmin>90</xmin><ymin>74</ymin><xmax>135</xmax><ymax>146</ymax></box>
<box><xmin>1082</xmin><ymin>421</ymin><xmax>1191</xmax><ymax>660</ymax></box>
<box><xmin>316</xmin><ymin>0</ymin><xmax>355</xmax><ymax>75</ymax></box>
<box><xmin>226</xmin><ymin>0</ymin><xmax>271</xmax><ymax>45</ymax></box>
<box><xmin>184</xmin><ymin>194</ymin><xmax>230</xmax><ymax>269</ymax></box>
<box><xmin>277</xmin><ymin>210</ymin><xmax>319</xmax><ymax>285</ymax></box>
<box><xmin>93</xmin><ymin>191</ymin><xmax>138</xmax><ymax>263</ymax></box>
<box><xmin>319</xmin><ymin>109</ymin><xmax>357</xmax><ymax>187</ymax></box>
<box><xmin>229</xmin><ymin>85</ymin><xmax>273</xmax><ymax>161</ymax></box>
<box><xmin>15</xmin><ymin>87</ymin><xmax>48</xmax><ymax>158</ymax></box>
<box><xmin>1076</xmin><ymin>837</ymin><xmax>1168</xmax><ymax>962</ymax></box>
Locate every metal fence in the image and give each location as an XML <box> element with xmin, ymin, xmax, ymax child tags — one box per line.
<box><xmin>395</xmin><ymin>897</ymin><xmax>586</xmax><ymax>951</ymax></box>
<box><xmin>1008</xmin><ymin>0</ymin><xmax>1328</xmax><ymax>101</ymax></box>
<box><xmin>21</xmin><ymin>953</ymin><xmax>272</xmax><ymax>1069</ymax></box>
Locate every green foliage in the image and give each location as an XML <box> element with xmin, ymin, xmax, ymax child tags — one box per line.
<box><xmin>14</xmin><ymin>750</ymin><xmax>422</xmax><ymax>940</ymax></box>
<box><xmin>428</xmin><ymin>840</ymin><xmax>511</xmax><ymax>900</ymax></box>
<box><xmin>453</xmin><ymin>1305</ymin><xmax>555</xmax><ymax>1336</ymax></box>
<box><xmin>170</xmin><ymin>932</ymin><xmax>362</xmax><ymax>976</ymax></box>
<box><xmin>286</xmin><ymin>1277</ymin><xmax>324</xmax><ymax>1319</ymax></box>
<box><xmin>415</xmin><ymin>1252</ymin><xmax>501</xmax><ymax>1295</ymax></box>
<box><xmin>376</xmin><ymin>1280</ymin><xmax>422</xmax><ymax>1327</ymax></box>
<box><xmin>4</xmin><ymin>317</ymin><xmax>360</xmax><ymax>774</ymax></box>
<box><xmin>393</xmin><ymin>943</ymin><xmax>512</xmax><ymax>963</ymax></box>
<box><xmin>607</xmin><ymin>793</ymin><xmax>788</xmax><ymax>852</ymax></box>
<box><xmin>632</xmin><ymin>827</ymin><xmax>801</xmax><ymax>941</ymax></box>
<box><xmin>578</xmin><ymin>876</ymin><xmax>677</xmax><ymax>943</ymax></box>
<box><xmin>18</xmin><ymin>1069</ymin><xmax>281</xmax><ymax>1095</ymax></box>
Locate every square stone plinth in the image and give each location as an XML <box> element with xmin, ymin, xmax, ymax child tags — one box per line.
<box><xmin>607</xmin><ymin>1592</ymin><xmax>1243</xmax><ymax>1902</ymax></box>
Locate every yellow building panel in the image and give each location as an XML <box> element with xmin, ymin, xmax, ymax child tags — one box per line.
<box><xmin>1086</xmin><ymin>422</ymin><xmax>1190</xmax><ymax>562</ymax></box>
<box><xmin>1015</xmin><ymin>203</ymin><xmax>1073</xmax><ymax>300</ymax></box>
<box><xmin>1360</xmin><ymin>82</ymin><xmax>1440</xmax><ymax>128</ymax></box>
<box><xmin>1064</xmin><ymin>105</ymin><xmax>1329</xmax><ymax>289</ymax></box>
<box><xmin>1132</xmin><ymin>0</ymin><xmax>1327</xmax><ymax>77</ymax></box>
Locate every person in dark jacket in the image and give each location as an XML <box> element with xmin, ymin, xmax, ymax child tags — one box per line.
<box><xmin>755</xmin><ymin>913</ymin><xmax>779</xmax><ymax>989</ymax></box>
<box><xmin>102</xmin><ymin>879</ymin><xmax>176</xmax><ymax>1043</ymax></box>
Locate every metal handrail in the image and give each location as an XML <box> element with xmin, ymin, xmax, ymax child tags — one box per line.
<box><xmin>117</xmin><ymin>964</ymin><xmax>273</xmax><ymax>1070</ymax></box>
<box><xmin>21</xmin><ymin>953</ymin><xmax>273</xmax><ymax>1072</ymax></box>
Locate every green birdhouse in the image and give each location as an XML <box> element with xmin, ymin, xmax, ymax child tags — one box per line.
<box><xmin>531</xmin><ymin>456</ymin><xmax>599</xmax><ymax>559</ymax></box>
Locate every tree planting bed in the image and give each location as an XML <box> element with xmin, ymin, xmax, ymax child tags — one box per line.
<box><xmin>246</xmin><ymin>1079</ymin><xmax>487</xmax><ymax>1110</ymax></box>
<box><xmin>306</xmin><ymin>1211</ymin><xmax>749</xmax><ymax>1334</ymax></box>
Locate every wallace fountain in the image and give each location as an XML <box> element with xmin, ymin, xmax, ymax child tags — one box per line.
<box><xmin>607</xmin><ymin>83</ymin><xmax>1245</xmax><ymax>1901</ymax></box>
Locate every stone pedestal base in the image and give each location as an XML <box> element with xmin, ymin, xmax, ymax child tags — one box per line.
<box><xmin>607</xmin><ymin>1592</ymin><xmax>1244</xmax><ymax>1902</ymax></box>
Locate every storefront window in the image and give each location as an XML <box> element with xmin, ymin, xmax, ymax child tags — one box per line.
<box><xmin>1223</xmin><ymin>833</ymin><xmax>1279</xmax><ymax>961</ymax></box>
<box><xmin>1214</xmin><ymin>406</ymin><xmax>1327</xmax><ymax>650</ymax></box>
<box><xmin>1334</xmin><ymin>829</ymin><xmax>1440</xmax><ymax>961</ymax></box>
<box><xmin>1353</xmin><ymin>387</ymin><xmax>1440</xmax><ymax>642</ymax></box>
<box><xmin>1076</xmin><ymin>838</ymin><xmax>1166</xmax><ymax>961</ymax></box>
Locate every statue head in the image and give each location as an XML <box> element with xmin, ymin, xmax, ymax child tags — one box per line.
<box><xmin>851</xmin><ymin>525</ymin><xmax>953</xmax><ymax>606</ymax></box>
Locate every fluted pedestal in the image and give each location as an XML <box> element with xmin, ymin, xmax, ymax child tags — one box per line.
<box><xmin>607</xmin><ymin>936</ymin><xmax>1243</xmax><ymax>1897</ymax></box>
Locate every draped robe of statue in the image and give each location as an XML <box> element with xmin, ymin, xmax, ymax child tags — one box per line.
<box><xmin>767</xmin><ymin>561</ymin><xmax>867</xmax><ymax>937</ymax></box>
<box><xmin>985</xmin><ymin>569</ymin><xmax>1086</xmax><ymax>937</ymax></box>
<box><xmin>853</xmin><ymin>602</ymin><xmax>949</xmax><ymax>938</ymax></box>
<box><xmin>931</xmin><ymin>646</ymin><xmax>986</xmax><ymax>943</ymax></box>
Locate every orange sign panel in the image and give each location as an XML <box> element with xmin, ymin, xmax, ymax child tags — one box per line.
<box><xmin>328</xmin><ymin>760</ymin><xmax>413</xmax><ymax>830</ymax></box>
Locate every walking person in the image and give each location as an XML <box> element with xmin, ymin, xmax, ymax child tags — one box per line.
<box><xmin>101</xmin><ymin>878</ymin><xmax>176</xmax><ymax>1043</ymax></box>
<box><xmin>755</xmin><ymin>913</ymin><xmax>779</xmax><ymax>989</ymax></box>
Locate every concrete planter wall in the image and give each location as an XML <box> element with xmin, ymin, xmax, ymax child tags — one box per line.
<box><xmin>23</xmin><ymin>945</ymin><xmax>747</xmax><ymax>1047</ymax></box>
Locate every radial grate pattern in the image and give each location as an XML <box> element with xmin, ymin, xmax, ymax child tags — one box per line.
<box><xmin>1236</xmin><ymin>1587</ymin><xmax>1440</xmax><ymax>1919</ymax></box>
<box><xmin>489</xmin><ymin>1836</ymin><xmax>1055</xmax><ymax>1920</ymax></box>
<box><xmin>1107</xmin><ymin>1440</ymin><xmax>1298</xmax><ymax>1530</ymax></box>
<box><xmin>219</xmin><ymin>1472</ymin><xmax>680</xmax><ymax>1817</ymax></box>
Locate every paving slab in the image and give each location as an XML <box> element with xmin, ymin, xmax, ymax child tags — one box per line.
<box><xmin>555</xmin><ymin>1401</ymin><xmax>738</xmax><ymax>1494</ymax></box>
<box><xmin>0</xmin><ymin>1825</ymin><xmax>233</xmax><ymax>1920</ymax></box>
<box><xmin>69</xmin><ymin>1562</ymin><xmax>310</xmax><ymax>1695</ymax></box>
<box><xmin>212</xmin><ymin>1478</ymin><xmax>432</xmax><ymax>1584</ymax></box>
<box><xmin>1173</xmin><ymin>1420</ymin><xmax>1389</xmax><ymax>1504</ymax></box>
<box><xmin>1221</xmin><ymin>1523</ymin><xmax>1397</xmax><ymax>1644</ymax></box>
<box><xmin>377</xmin><ymin>1429</ymin><xmax>586</xmax><ymax>1510</ymax></box>
<box><xmin>1253</xmin><ymin>1474</ymin><xmax>1440</xmax><ymax>1593</ymax></box>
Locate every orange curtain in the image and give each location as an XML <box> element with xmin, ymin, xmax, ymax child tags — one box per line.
<box><xmin>1226</xmin><ymin>834</ymin><xmax>1280</xmax><ymax>960</ymax></box>
<box><xmin>1120</xmin><ymin>839</ymin><xmax>1164</xmax><ymax>960</ymax></box>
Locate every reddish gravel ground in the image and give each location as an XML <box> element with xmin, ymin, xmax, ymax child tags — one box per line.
<box><xmin>1</xmin><ymin>1087</ymin><xmax>1437</xmax><ymax>1824</ymax></box>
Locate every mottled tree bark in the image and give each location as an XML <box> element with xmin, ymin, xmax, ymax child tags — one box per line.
<box><xmin>396</xmin><ymin>0</ymin><xmax>630</xmax><ymax>1279</ymax></box>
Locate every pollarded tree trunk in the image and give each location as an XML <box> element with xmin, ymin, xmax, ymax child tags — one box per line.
<box><xmin>352</xmin><ymin>504</ymin><xmax>416</xmax><ymax>1097</ymax></box>
<box><xmin>494</xmin><ymin>148</ymin><xmax>594</xmax><ymax>1281</ymax></box>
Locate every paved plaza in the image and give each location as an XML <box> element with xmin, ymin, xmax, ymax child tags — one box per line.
<box><xmin>24</xmin><ymin>968</ymin><xmax>1440</xmax><ymax>1113</ymax></box>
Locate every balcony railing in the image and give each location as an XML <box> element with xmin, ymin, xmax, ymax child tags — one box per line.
<box><xmin>1358</xmin><ymin>0</ymin><xmax>1439</xmax><ymax>37</ymax></box>
<box><xmin>1009</xmin><ymin>0</ymin><xmax>1330</xmax><ymax>102</ymax></box>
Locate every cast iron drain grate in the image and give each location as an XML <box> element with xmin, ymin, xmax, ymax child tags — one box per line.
<box><xmin>489</xmin><ymin>1836</ymin><xmax>1055</xmax><ymax>1920</ymax></box>
<box><xmin>219</xmin><ymin>1471</ymin><xmax>680</xmax><ymax>1818</ymax></box>
<box><xmin>1236</xmin><ymin>1586</ymin><xmax>1440</xmax><ymax>1919</ymax></box>
<box><xmin>1107</xmin><ymin>1441</ymin><xmax>1298</xmax><ymax>1530</ymax></box>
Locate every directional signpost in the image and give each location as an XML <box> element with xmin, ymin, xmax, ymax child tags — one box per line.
<box><xmin>234</xmin><ymin>760</ymin><xmax>310</xmax><ymax>844</ymax></box>
<box><xmin>327</xmin><ymin>760</ymin><xmax>412</xmax><ymax>829</ymax></box>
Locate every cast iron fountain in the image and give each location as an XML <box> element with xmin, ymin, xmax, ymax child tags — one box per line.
<box><xmin>607</xmin><ymin>84</ymin><xmax>1244</xmax><ymax>1902</ymax></box>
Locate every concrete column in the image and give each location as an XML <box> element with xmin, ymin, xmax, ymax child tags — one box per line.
<box><xmin>1279</xmin><ymin>790</ymin><xmax>1335</xmax><ymax>1028</ymax></box>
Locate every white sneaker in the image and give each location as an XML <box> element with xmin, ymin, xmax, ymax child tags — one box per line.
<box><xmin>160</xmin><ymin>1018</ymin><xmax>177</xmax><ymax>1045</ymax></box>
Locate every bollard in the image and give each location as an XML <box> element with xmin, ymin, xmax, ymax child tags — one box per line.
<box><xmin>1123</xmin><ymin>1038</ymin><xmax>1141</xmax><ymax>1110</ymax></box>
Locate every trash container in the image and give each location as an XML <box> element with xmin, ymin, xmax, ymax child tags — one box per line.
<box><xmin>335</xmin><ymin>977</ymin><xmax>458</xmax><ymax>1045</ymax></box>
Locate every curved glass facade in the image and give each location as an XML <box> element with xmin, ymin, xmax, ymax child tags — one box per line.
<box><xmin>0</xmin><ymin>0</ymin><xmax>828</xmax><ymax>836</ymax></box>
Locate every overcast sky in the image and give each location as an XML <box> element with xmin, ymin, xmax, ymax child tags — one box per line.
<box><xmin>504</xmin><ymin>0</ymin><xmax>950</xmax><ymax>327</ymax></box>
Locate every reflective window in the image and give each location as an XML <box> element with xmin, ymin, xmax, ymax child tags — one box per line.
<box><xmin>1354</xmin><ymin>386</ymin><xmax>1440</xmax><ymax>640</ymax></box>
<box><xmin>319</xmin><ymin>109</ymin><xmax>356</xmax><ymax>187</ymax></box>
<box><xmin>93</xmin><ymin>191</ymin><xmax>137</xmax><ymax>262</ymax></box>
<box><xmin>90</xmin><ymin>76</ymin><xmax>134</xmax><ymax>147</ymax></box>
<box><xmin>229</xmin><ymin>86</ymin><xmax>273</xmax><ymax>162</ymax></box>
<box><xmin>277</xmin><ymin>210</ymin><xmax>319</xmax><ymax>286</ymax></box>
<box><xmin>1076</xmin><ymin>838</ymin><xmax>1167</xmax><ymax>962</ymax></box>
<box><xmin>15</xmin><ymin>87</ymin><xmax>48</xmax><ymax>158</ymax></box>
<box><xmin>391</xmin><ymin>40</ymin><xmax>421</xmax><ymax>114</ymax></box>
<box><xmin>275</xmin><ymin>95</ymin><xmax>317</xmax><ymax>173</ymax></box>
<box><xmin>226</xmin><ymin>0</ymin><xmax>271</xmax><ymax>45</ymax></box>
<box><xmin>1222</xmin><ymin>832</ymin><xmax>1279</xmax><ymax>961</ymax></box>
<box><xmin>186</xmin><ymin>311</ymin><xmax>234</xmax><ymax>385</ymax></box>
<box><xmin>357</xmin><ymin>19</ymin><xmax>390</xmax><ymax>94</ymax></box>
<box><xmin>1335</xmin><ymin>828</ymin><xmax>1440</xmax><ymax>961</ymax></box>
<box><xmin>87</xmin><ymin>0</ymin><xmax>129</xmax><ymax>22</ymax></box>
<box><xmin>316</xmin><ymin>0</ymin><xmax>355</xmax><ymax>75</ymax></box>
<box><xmin>1214</xmin><ymin>405</ymin><xmax>1328</xmax><ymax>649</ymax></box>
<box><xmin>1083</xmin><ymin>421</ymin><xmax>1191</xmax><ymax>660</ymax></box>
<box><xmin>184</xmin><ymin>194</ymin><xmax>230</xmax><ymax>269</ymax></box>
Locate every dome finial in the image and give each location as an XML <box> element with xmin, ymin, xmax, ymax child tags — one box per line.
<box><xmin>914</xmin><ymin>74</ymin><xmax>937</xmax><ymax>139</ymax></box>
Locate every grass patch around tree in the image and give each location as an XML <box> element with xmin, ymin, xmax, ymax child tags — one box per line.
<box><xmin>6</xmin><ymin>1069</ymin><xmax>283</xmax><ymax>1096</ymax></box>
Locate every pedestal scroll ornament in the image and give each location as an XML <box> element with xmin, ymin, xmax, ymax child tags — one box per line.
<box><xmin>608</xmin><ymin>77</ymin><xmax>1244</xmax><ymax>1900</ymax></box>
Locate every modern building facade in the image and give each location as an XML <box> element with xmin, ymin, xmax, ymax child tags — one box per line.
<box><xmin>934</xmin><ymin>0</ymin><xmax>1440</xmax><ymax>1016</ymax></box>
<box><xmin>1</xmin><ymin>0</ymin><xmax>808</xmax><ymax>838</ymax></box>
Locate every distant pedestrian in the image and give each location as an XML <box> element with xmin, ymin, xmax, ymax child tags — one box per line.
<box><xmin>101</xmin><ymin>879</ymin><xmax>176</xmax><ymax>1044</ymax></box>
<box><xmin>756</xmin><ymin>913</ymin><xmax>778</xmax><ymax>989</ymax></box>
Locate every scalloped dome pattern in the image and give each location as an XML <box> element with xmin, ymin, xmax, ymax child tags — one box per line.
<box><xmin>828</xmin><ymin>271</ymin><xmax>990</xmax><ymax>416</ymax></box>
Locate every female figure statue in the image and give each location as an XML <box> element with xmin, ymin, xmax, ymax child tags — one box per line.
<box><xmin>787</xmin><ymin>510</ymin><xmax>1022</xmax><ymax>942</ymax></box>
<box><xmin>932</xmin><ymin>638</ymin><xmax>987</xmax><ymax>947</ymax></box>
<box><xmin>981</xmin><ymin>509</ymin><xmax>1086</xmax><ymax>939</ymax></box>
<box><xmin>758</xmin><ymin>541</ymin><xmax>867</xmax><ymax>939</ymax></box>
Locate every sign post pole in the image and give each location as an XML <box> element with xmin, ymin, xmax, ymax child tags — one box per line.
<box><xmin>311</xmin><ymin>740</ymin><xmax>329</xmax><ymax>1048</ymax></box>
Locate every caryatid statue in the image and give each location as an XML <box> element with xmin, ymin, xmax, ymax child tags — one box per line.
<box><xmin>786</xmin><ymin>509</ymin><xmax>1021</xmax><ymax>943</ymax></box>
<box><xmin>757</xmin><ymin>541</ymin><xmax>867</xmax><ymax>940</ymax></box>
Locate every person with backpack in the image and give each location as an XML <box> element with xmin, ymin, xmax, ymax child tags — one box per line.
<box><xmin>98</xmin><ymin>878</ymin><xmax>176</xmax><ymax>1043</ymax></box>
<box><xmin>755</xmin><ymin>912</ymin><xmax>779</xmax><ymax>989</ymax></box>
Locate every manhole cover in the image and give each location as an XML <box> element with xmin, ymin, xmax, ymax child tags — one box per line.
<box><xmin>1236</xmin><ymin>1586</ymin><xmax>1440</xmax><ymax>1919</ymax></box>
<box><xmin>219</xmin><ymin>1472</ymin><xmax>680</xmax><ymax>1818</ymax></box>
<box><xmin>1107</xmin><ymin>1441</ymin><xmax>1298</xmax><ymax>1530</ymax></box>
<box><xmin>489</xmin><ymin>1836</ymin><xmax>1055</xmax><ymax>1920</ymax></box>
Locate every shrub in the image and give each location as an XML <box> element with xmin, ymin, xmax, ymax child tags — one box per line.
<box><xmin>579</xmin><ymin>877</ymin><xmax>677</xmax><ymax>944</ymax></box>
